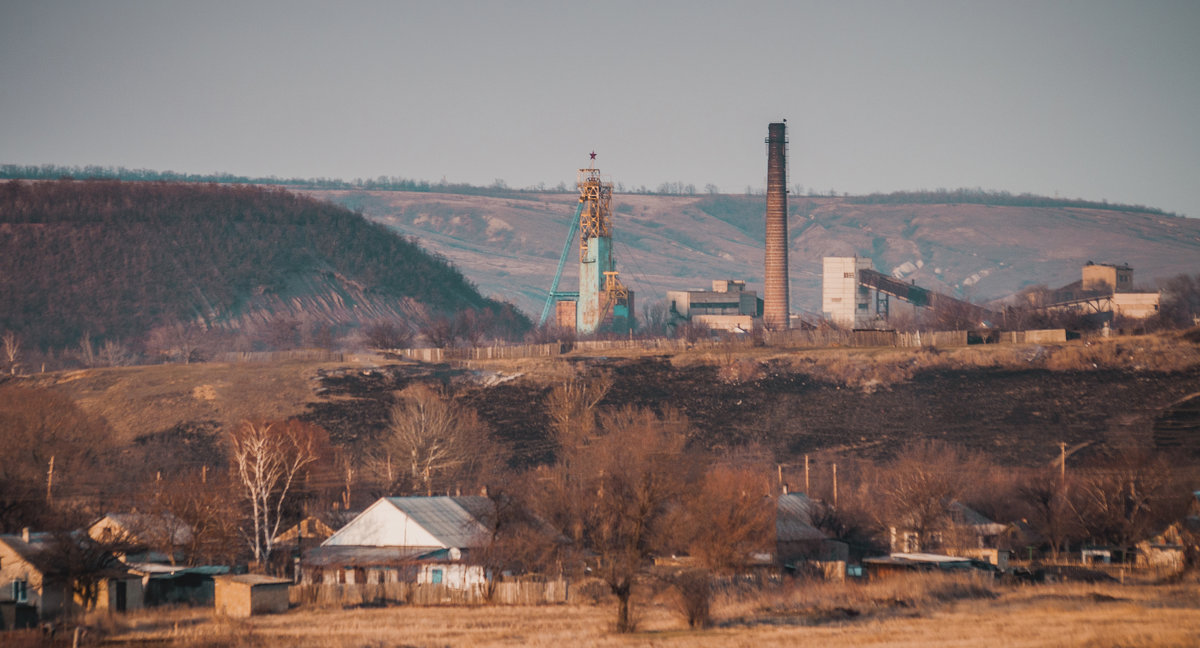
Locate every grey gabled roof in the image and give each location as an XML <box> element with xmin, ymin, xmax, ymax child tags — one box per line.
<box><xmin>776</xmin><ymin>493</ymin><xmax>830</xmax><ymax>543</ymax></box>
<box><xmin>383</xmin><ymin>496</ymin><xmax>491</xmax><ymax>549</ymax></box>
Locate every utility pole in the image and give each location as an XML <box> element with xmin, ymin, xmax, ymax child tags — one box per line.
<box><xmin>46</xmin><ymin>455</ymin><xmax>55</xmax><ymax>504</ymax></box>
<box><xmin>830</xmin><ymin>463</ymin><xmax>840</xmax><ymax>508</ymax></box>
<box><xmin>804</xmin><ymin>454</ymin><xmax>810</xmax><ymax>494</ymax></box>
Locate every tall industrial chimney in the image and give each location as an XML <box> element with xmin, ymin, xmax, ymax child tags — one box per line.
<box><xmin>764</xmin><ymin>121</ymin><xmax>790</xmax><ymax>330</ymax></box>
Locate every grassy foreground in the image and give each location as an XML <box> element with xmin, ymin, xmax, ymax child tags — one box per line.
<box><xmin>69</xmin><ymin>577</ymin><xmax>1200</xmax><ymax>647</ymax></box>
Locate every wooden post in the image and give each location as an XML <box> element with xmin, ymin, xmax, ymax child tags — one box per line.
<box><xmin>804</xmin><ymin>454</ymin><xmax>810</xmax><ymax>494</ymax></box>
<box><xmin>1059</xmin><ymin>442</ymin><xmax>1067</xmax><ymax>484</ymax></box>
<box><xmin>832</xmin><ymin>462</ymin><xmax>838</xmax><ymax>508</ymax></box>
<box><xmin>46</xmin><ymin>455</ymin><xmax>55</xmax><ymax>504</ymax></box>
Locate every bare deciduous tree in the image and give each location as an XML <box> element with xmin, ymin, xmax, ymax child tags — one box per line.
<box><xmin>0</xmin><ymin>385</ymin><xmax>117</xmax><ymax>531</ymax></box>
<box><xmin>544</xmin><ymin>373</ymin><xmax>612</xmax><ymax>465</ymax></box>
<box><xmin>362</xmin><ymin>319</ymin><xmax>413</xmax><ymax>350</ymax></box>
<box><xmin>873</xmin><ymin>440</ymin><xmax>983</xmax><ymax>553</ymax></box>
<box><xmin>1075</xmin><ymin>452</ymin><xmax>1183</xmax><ymax>552</ymax></box>
<box><xmin>229</xmin><ymin>419</ymin><xmax>327</xmax><ymax>566</ymax></box>
<box><xmin>146</xmin><ymin>321</ymin><xmax>208</xmax><ymax>364</ymax></box>
<box><xmin>75</xmin><ymin>333</ymin><xmax>97</xmax><ymax>368</ymax></box>
<box><xmin>1017</xmin><ymin>468</ymin><xmax>1084</xmax><ymax>559</ymax></box>
<box><xmin>99</xmin><ymin>339</ymin><xmax>136</xmax><ymax>367</ymax></box>
<box><xmin>416</xmin><ymin>309</ymin><xmax>460</xmax><ymax>349</ymax></box>
<box><xmin>2</xmin><ymin>330</ymin><xmax>20</xmax><ymax>374</ymax></box>
<box><xmin>455</xmin><ymin>309</ymin><xmax>495</xmax><ymax>348</ymax></box>
<box><xmin>639</xmin><ymin>300</ymin><xmax>670</xmax><ymax>337</ymax></box>
<box><xmin>531</xmin><ymin>405</ymin><xmax>696</xmax><ymax>632</ymax></box>
<box><xmin>375</xmin><ymin>384</ymin><xmax>501</xmax><ymax>496</ymax></box>
<box><xmin>676</xmin><ymin>462</ymin><xmax>775</xmax><ymax>573</ymax></box>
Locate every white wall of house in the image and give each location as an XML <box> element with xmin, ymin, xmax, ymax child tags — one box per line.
<box><xmin>417</xmin><ymin>563</ymin><xmax>485</xmax><ymax>590</ymax></box>
<box><xmin>0</xmin><ymin>542</ymin><xmax>45</xmax><ymax>611</ymax></box>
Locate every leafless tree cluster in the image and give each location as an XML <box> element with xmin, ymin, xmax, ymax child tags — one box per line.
<box><xmin>371</xmin><ymin>384</ymin><xmax>503</xmax><ymax>496</ymax></box>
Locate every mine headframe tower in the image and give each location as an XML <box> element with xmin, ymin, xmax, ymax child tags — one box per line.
<box><xmin>539</xmin><ymin>159</ymin><xmax>632</xmax><ymax>335</ymax></box>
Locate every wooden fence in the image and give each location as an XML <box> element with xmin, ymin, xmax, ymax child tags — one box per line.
<box><xmin>289</xmin><ymin>580</ymin><xmax>570</xmax><ymax>608</ymax></box>
<box><xmin>214</xmin><ymin>349</ymin><xmax>347</xmax><ymax>363</ymax></box>
<box><xmin>391</xmin><ymin>329</ymin><xmax>983</xmax><ymax>364</ymax></box>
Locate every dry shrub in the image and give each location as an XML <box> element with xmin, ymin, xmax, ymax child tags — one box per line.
<box><xmin>1040</xmin><ymin>336</ymin><xmax>1200</xmax><ymax>372</ymax></box>
<box><xmin>718</xmin><ymin>357</ymin><xmax>765</xmax><ymax>383</ymax></box>
<box><xmin>781</xmin><ymin>333</ymin><xmax>1200</xmax><ymax>390</ymax></box>
<box><xmin>669</xmin><ymin>569</ymin><xmax>713</xmax><ymax>629</ymax></box>
<box><xmin>716</xmin><ymin>572</ymin><xmax>997</xmax><ymax>622</ymax></box>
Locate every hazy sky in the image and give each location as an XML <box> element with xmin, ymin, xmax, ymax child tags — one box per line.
<box><xmin>3</xmin><ymin>1</ymin><xmax>1198</xmax><ymax>216</ymax></box>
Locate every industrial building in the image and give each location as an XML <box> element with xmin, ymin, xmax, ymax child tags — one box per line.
<box><xmin>822</xmin><ymin>257</ymin><xmax>876</xmax><ymax>328</ymax></box>
<box><xmin>540</xmin><ymin>161</ymin><xmax>633</xmax><ymax>336</ymax></box>
<box><xmin>821</xmin><ymin>256</ymin><xmax>995</xmax><ymax>329</ymax></box>
<box><xmin>667</xmin><ymin>280</ymin><xmax>763</xmax><ymax>333</ymax></box>
<box><xmin>1044</xmin><ymin>262</ymin><xmax>1161</xmax><ymax>319</ymax></box>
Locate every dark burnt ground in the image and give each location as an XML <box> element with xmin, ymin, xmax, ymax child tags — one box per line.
<box><xmin>300</xmin><ymin>361</ymin><xmax>465</xmax><ymax>447</ymax></box>
<box><xmin>761</xmin><ymin>367</ymin><xmax>1200</xmax><ymax>465</ymax></box>
<box><xmin>1155</xmin><ymin>392</ymin><xmax>1200</xmax><ymax>460</ymax></box>
<box><xmin>301</xmin><ymin>357</ymin><xmax>1200</xmax><ymax>469</ymax></box>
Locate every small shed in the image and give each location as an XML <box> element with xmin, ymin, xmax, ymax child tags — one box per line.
<box><xmin>213</xmin><ymin>574</ymin><xmax>291</xmax><ymax>617</ymax></box>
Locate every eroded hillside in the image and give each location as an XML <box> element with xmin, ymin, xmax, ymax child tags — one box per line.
<box><xmin>300</xmin><ymin>189</ymin><xmax>1200</xmax><ymax>319</ymax></box>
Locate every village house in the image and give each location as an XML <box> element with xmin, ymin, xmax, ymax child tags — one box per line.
<box><xmin>88</xmin><ymin>512</ymin><xmax>194</xmax><ymax>565</ymax></box>
<box><xmin>1134</xmin><ymin>491</ymin><xmax>1200</xmax><ymax>570</ymax></box>
<box><xmin>776</xmin><ymin>493</ymin><xmax>850</xmax><ymax>579</ymax></box>
<box><xmin>889</xmin><ymin>500</ymin><xmax>1007</xmax><ymax>564</ymax></box>
<box><xmin>273</xmin><ymin>515</ymin><xmax>337</xmax><ymax>570</ymax></box>
<box><xmin>301</xmin><ymin>496</ymin><xmax>493</xmax><ymax>590</ymax></box>
<box><xmin>0</xmin><ymin>529</ymin><xmax>144</xmax><ymax>619</ymax></box>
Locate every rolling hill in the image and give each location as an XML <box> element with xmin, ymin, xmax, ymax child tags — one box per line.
<box><xmin>0</xmin><ymin>180</ymin><xmax>528</xmax><ymax>351</ymax></box>
<box><xmin>298</xmin><ymin>188</ymin><xmax>1200</xmax><ymax>320</ymax></box>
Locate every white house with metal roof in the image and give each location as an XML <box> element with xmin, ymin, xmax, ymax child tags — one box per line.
<box><xmin>307</xmin><ymin>496</ymin><xmax>492</xmax><ymax>589</ymax></box>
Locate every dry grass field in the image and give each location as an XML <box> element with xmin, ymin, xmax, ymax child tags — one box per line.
<box><xmin>22</xmin><ymin>358</ymin><xmax>373</xmax><ymax>443</ymax></box>
<box><xmin>64</xmin><ymin>576</ymin><xmax>1200</xmax><ymax>647</ymax></box>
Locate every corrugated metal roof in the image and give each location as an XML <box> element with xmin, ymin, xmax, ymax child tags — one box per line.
<box><xmin>776</xmin><ymin>493</ymin><xmax>829</xmax><ymax>543</ymax></box>
<box><xmin>383</xmin><ymin>496</ymin><xmax>491</xmax><ymax>548</ymax></box>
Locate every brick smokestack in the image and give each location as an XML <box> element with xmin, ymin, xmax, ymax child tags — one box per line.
<box><xmin>764</xmin><ymin>122</ymin><xmax>790</xmax><ymax>330</ymax></box>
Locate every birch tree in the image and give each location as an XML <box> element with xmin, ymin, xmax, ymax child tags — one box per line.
<box><xmin>2</xmin><ymin>331</ymin><xmax>19</xmax><ymax>374</ymax></box>
<box><xmin>229</xmin><ymin>419</ymin><xmax>326</xmax><ymax>565</ymax></box>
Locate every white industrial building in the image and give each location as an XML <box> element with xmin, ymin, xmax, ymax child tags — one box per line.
<box><xmin>822</xmin><ymin>257</ymin><xmax>874</xmax><ymax>328</ymax></box>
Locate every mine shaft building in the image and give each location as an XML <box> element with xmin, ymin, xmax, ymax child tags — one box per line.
<box><xmin>542</xmin><ymin>163</ymin><xmax>633</xmax><ymax>336</ymax></box>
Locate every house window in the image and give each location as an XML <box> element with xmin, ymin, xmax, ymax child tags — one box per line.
<box><xmin>13</xmin><ymin>579</ymin><xmax>28</xmax><ymax>603</ymax></box>
<box><xmin>431</xmin><ymin>568</ymin><xmax>443</xmax><ymax>585</ymax></box>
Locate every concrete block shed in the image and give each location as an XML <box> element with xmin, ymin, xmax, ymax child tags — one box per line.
<box><xmin>213</xmin><ymin>574</ymin><xmax>291</xmax><ymax>617</ymax></box>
